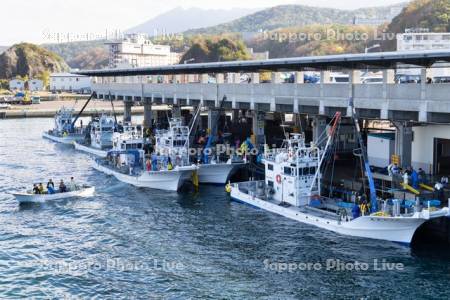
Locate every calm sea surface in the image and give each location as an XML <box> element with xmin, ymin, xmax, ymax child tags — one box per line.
<box><xmin>0</xmin><ymin>118</ymin><xmax>449</xmax><ymax>299</ymax></box>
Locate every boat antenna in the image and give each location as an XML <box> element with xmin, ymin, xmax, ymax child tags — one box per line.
<box><xmin>108</xmin><ymin>91</ymin><xmax>118</xmax><ymax>126</ymax></box>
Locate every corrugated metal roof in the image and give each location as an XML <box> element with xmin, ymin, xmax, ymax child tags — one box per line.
<box><xmin>75</xmin><ymin>49</ymin><xmax>450</xmax><ymax>77</ymax></box>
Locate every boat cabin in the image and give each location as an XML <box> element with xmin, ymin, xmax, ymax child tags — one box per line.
<box><xmin>264</xmin><ymin>133</ymin><xmax>321</xmax><ymax>207</ymax></box>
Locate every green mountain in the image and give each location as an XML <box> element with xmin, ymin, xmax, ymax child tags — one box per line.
<box><xmin>0</xmin><ymin>43</ymin><xmax>68</xmax><ymax>79</ymax></box>
<box><xmin>247</xmin><ymin>24</ymin><xmax>378</xmax><ymax>58</ymax></box>
<box><xmin>180</xmin><ymin>37</ymin><xmax>251</xmax><ymax>63</ymax></box>
<box><xmin>185</xmin><ymin>3</ymin><xmax>406</xmax><ymax>35</ymax></box>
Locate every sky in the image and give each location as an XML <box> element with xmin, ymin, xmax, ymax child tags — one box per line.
<box><xmin>0</xmin><ymin>0</ymin><xmax>406</xmax><ymax>45</ymax></box>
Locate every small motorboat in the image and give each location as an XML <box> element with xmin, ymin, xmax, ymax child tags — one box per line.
<box><xmin>12</xmin><ymin>185</ymin><xmax>95</xmax><ymax>204</ymax></box>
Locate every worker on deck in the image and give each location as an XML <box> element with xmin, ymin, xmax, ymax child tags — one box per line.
<box><xmin>352</xmin><ymin>203</ymin><xmax>361</xmax><ymax>219</ymax></box>
<box><xmin>146</xmin><ymin>158</ymin><xmax>151</xmax><ymax>171</ymax></box>
<box><xmin>402</xmin><ymin>171</ymin><xmax>409</xmax><ymax>185</ymax></box>
<box><xmin>434</xmin><ymin>182</ymin><xmax>445</xmax><ymax>202</ymax></box>
<box><xmin>411</xmin><ymin>168</ymin><xmax>419</xmax><ymax>189</ymax></box>
<box><xmin>167</xmin><ymin>157</ymin><xmax>173</xmax><ymax>171</ymax></box>
<box><xmin>418</xmin><ymin>168</ymin><xmax>426</xmax><ymax>184</ymax></box>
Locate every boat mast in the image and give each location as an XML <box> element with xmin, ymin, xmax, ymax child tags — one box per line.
<box><xmin>309</xmin><ymin>112</ymin><xmax>341</xmax><ymax>195</ymax></box>
<box><xmin>71</xmin><ymin>92</ymin><xmax>95</xmax><ymax>128</ymax></box>
<box><xmin>349</xmin><ymin>95</ymin><xmax>378</xmax><ymax>212</ymax></box>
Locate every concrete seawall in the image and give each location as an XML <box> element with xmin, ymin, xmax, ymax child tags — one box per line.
<box><xmin>0</xmin><ymin>107</ymin><xmax>144</xmax><ymax>119</ymax></box>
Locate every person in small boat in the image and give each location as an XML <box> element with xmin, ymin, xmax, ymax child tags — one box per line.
<box><xmin>47</xmin><ymin>179</ymin><xmax>55</xmax><ymax>194</ymax></box>
<box><xmin>38</xmin><ymin>183</ymin><xmax>45</xmax><ymax>194</ymax></box>
<box><xmin>68</xmin><ymin>177</ymin><xmax>77</xmax><ymax>191</ymax></box>
<box><xmin>59</xmin><ymin>180</ymin><xmax>67</xmax><ymax>193</ymax></box>
<box><xmin>33</xmin><ymin>184</ymin><xmax>40</xmax><ymax>194</ymax></box>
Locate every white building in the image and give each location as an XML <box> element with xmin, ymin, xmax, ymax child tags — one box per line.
<box><xmin>105</xmin><ymin>33</ymin><xmax>181</xmax><ymax>69</ymax></box>
<box><xmin>367</xmin><ymin>133</ymin><xmax>395</xmax><ymax>168</ymax></box>
<box><xmin>50</xmin><ymin>73</ymin><xmax>91</xmax><ymax>93</ymax></box>
<box><xmin>412</xmin><ymin>125</ymin><xmax>450</xmax><ymax>175</ymax></box>
<box><xmin>27</xmin><ymin>79</ymin><xmax>44</xmax><ymax>91</ymax></box>
<box><xmin>397</xmin><ymin>30</ymin><xmax>450</xmax><ymax>77</ymax></box>
<box><xmin>9</xmin><ymin>79</ymin><xmax>24</xmax><ymax>91</ymax></box>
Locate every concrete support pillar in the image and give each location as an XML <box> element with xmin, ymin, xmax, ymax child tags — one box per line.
<box><xmin>312</xmin><ymin>115</ymin><xmax>328</xmax><ymax>147</ymax></box>
<box><xmin>226</xmin><ymin>73</ymin><xmax>233</xmax><ymax>84</ymax></box>
<box><xmin>381</xmin><ymin>69</ymin><xmax>395</xmax><ymax>119</ymax></box>
<box><xmin>347</xmin><ymin>70</ymin><xmax>361</xmax><ymax>116</ymax></box>
<box><xmin>143</xmin><ymin>99</ymin><xmax>152</xmax><ymax>129</ymax></box>
<box><xmin>187</xmin><ymin>74</ymin><xmax>195</xmax><ymax>83</ymax></box>
<box><xmin>421</xmin><ymin>67</ymin><xmax>432</xmax><ymax>87</ymax></box>
<box><xmin>319</xmin><ymin>70</ymin><xmax>331</xmax><ymax>99</ymax></box>
<box><xmin>394</xmin><ymin>122</ymin><xmax>413</xmax><ymax>168</ymax></box>
<box><xmin>419</xmin><ymin>68</ymin><xmax>432</xmax><ymax>122</ymax></box>
<box><xmin>320</xmin><ymin>70</ymin><xmax>331</xmax><ymax>84</ymax></box>
<box><xmin>216</xmin><ymin>73</ymin><xmax>224</xmax><ymax>84</ymax></box>
<box><xmin>251</xmin><ymin>73</ymin><xmax>260</xmax><ymax>84</ymax></box>
<box><xmin>252</xmin><ymin>111</ymin><xmax>266</xmax><ymax>147</ymax></box>
<box><xmin>174</xmin><ymin>75</ymin><xmax>182</xmax><ymax>84</ymax></box>
<box><xmin>201</xmin><ymin>74</ymin><xmax>209</xmax><ymax>84</ymax></box>
<box><xmin>124</xmin><ymin>99</ymin><xmax>133</xmax><ymax>123</ymax></box>
<box><xmin>271</xmin><ymin>72</ymin><xmax>282</xmax><ymax>84</ymax></box>
<box><xmin>233</xmin><ymin>73</ymin><xmax>241</xmax><ymax>84</ymax></box>
<box><xmin>295</xmin><ymin>71</ymin><xmax>304</xmax><ymax>84</ymax></box>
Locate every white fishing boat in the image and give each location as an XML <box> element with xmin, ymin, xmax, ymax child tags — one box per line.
<box><xmin>74</xmin><ymin>122</ymin><xmax>151</xmax><ymax>158</ymax></box>
<box><xmin>89</xmin><ymin>114</ymin><xmax>115</xmax><ymax>149</ymax></box>
<box><xmin>197</xmin><ymin>158</ymin><xmax>245</xmax><ymax>185</ymax></box>
<box><xmin>73</xmin><ymin>114</ymin><xmax>116</xmax><ymax>157</ymax></box>
<box><xmin>73</xmin><ymin>142</ymin><xmax>108</xmax><ymax>157</ymax></box>
<box><xmin>187</xmin><ymin>105</ymin><xmax>247</xmax><ymax>184</ymax></box>
<box><xmin>93</xmin><ymin>155</ymin><xmax>197</xmax><ymax>191</ymax></box>
<box><xmin>93</xmin><ymin>119</ymin><xmax>198</xmax><ymax>191</ymax></box>
<box><xmin>230</xmin><ymin>113</ymin><xmax>450</xmax><ymax>244</ymax></box>
<box><xmin>13</xmin><ymin>185</ymin><xmax>95</xmax><ymax>204</ymax></box>
<box><xmin>42</xmin><ymin>107</ymin><xmax>84</xmax><ymax>144</ymax></box>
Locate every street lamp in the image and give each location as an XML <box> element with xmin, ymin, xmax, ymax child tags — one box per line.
<box><xmin>365</xmin><ymin>44</ymin><xmax>381</xmax><ymax>53</ymax></box>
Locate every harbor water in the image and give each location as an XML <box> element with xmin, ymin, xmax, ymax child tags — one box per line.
<box><xmin>1</xmin><ymin>118</ymin><xmax>450</xmax><ymax>299</ymax></box>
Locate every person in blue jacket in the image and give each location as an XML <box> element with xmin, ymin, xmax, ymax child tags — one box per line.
<box><xmin>352</xmin><ymin>203</ymin><xmax>361</xmax><ymax>219</ymax></box>
<box><xmin>411</xmin><ymin>168</ymin><xmax>419</xmax><ymax>189</ymax></box>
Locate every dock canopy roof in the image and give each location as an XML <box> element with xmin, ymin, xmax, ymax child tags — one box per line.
<box><xmin>75</xmin><ymin>50</ymin><xmax>450</xmax><ymax>77</ymax></box>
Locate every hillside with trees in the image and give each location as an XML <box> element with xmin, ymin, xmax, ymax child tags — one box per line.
<box><xmin>382</xmin><ymin>0</ymin><xmax>450</xmax><ymax>50</ymax></box>
<box><xmin>179</xmin><ymin>37</ymin><xmax>251</xmax><ymax>63</ymax></box>
<box><xmin>247</xmin><ymin>24</ymin><xmax>378</xmax><ymax>58</ymax></box>
<box><xmin>0</xmin><ymin>43</ymin><xmax>68</xmax><ymax>79</ymax></box>
<box><xmin>185</xmin><ymin>4</ymin><xmax>406</xmax><ymax>35</ymax></box>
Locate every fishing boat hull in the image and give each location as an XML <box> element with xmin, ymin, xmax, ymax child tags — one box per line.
<box><xmin>42</xmin><ymin>132</ymin><xmax>84</xmax><ymax>145</ymax></box>
<box><xmin>13</xmin><ymin>186</ymin><xmax>95</xmax><ymax>204</ymax></box>
<box><xmin>93</xmin><ymin>161</ymin><xmax>197</xmax><ymax>191</ymax></box>
<box><xmin>198</xmin><ymin>162</ymin><xmax>246</xmax><ymax>184</ymax></box>
<box><xmin>230</xmin><ymin>182</ymin><xmax>450</xmax><ymax>244</ymax></box>
<box><xmin>73</xmin><ymin>142</ymin><xmax>108</xmax><ymax>158</ymax></box>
